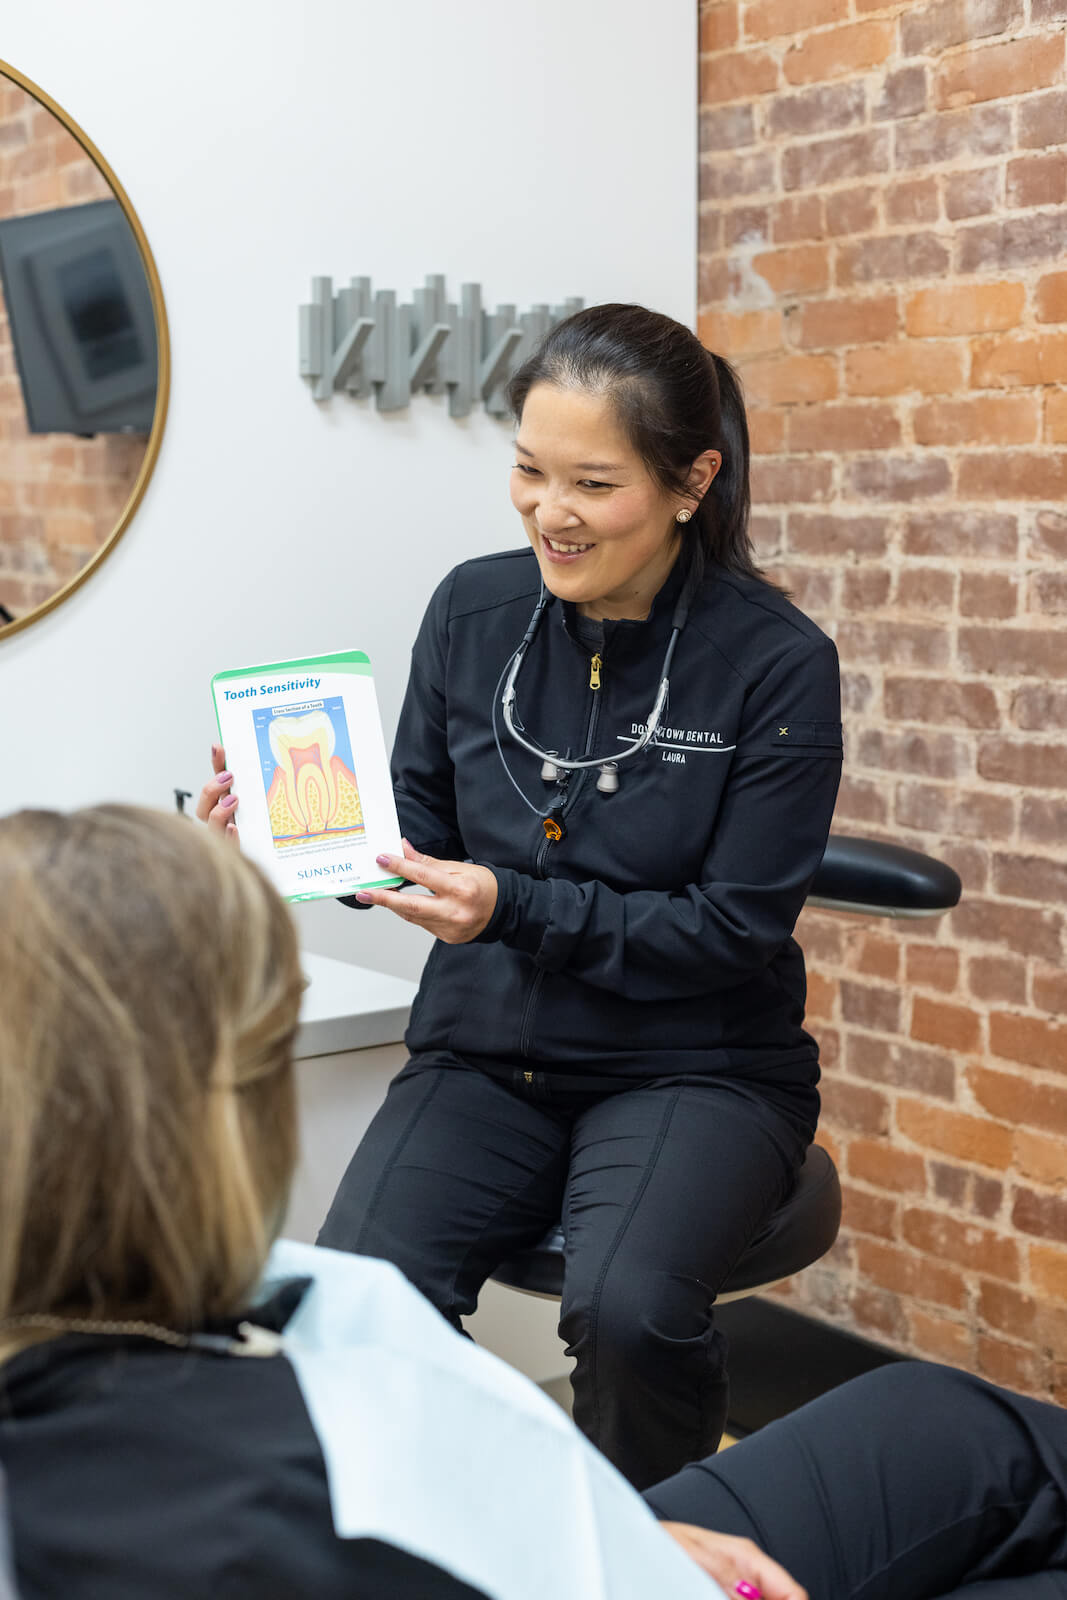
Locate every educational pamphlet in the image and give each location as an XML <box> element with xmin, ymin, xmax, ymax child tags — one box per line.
<box><xmin>211</xmin><ymin>650</ymin><xmax>404</xmax><ymax>903</ymax></box>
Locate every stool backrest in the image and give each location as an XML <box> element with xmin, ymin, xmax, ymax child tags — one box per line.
<box><xmin>811</xmin><ymin>836</ymin><xmax>961</xmax><ymax>918</ymax></box>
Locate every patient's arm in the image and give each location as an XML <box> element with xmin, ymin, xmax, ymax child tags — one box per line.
<box><xmin>660</xmin><ymin>1524</ymin><xmax>808</xmax><ymax>1600</ymax></box>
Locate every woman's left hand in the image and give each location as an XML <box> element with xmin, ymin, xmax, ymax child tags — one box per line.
<box><xmin>659</xmin><ymin>1525</ymin><xmax>807</xmax><ymax>1600</ymax></box>
<box><xmin>355</xmin><ymin>840</ymin><xmax>498</xmax><ymax>943</ymax></box>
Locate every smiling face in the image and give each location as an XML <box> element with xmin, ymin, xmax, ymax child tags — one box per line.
<box><xmin>509</xmin><ymin>383</ymin><xmax>685</xmax><ymax>621</ymax></box>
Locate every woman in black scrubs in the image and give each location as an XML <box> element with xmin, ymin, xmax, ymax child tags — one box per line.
<box><xmin>203</xmin><ymin>304</ymin><xmax>844</xmax><ymax>1490</ymax></box>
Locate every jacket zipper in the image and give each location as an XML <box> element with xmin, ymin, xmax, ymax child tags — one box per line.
<box><xmin>520</xmin><ymin>652</ymin><xmax>603</xmax><ymax>1057</ymax></box>
<box><xmin>533</xmin><ymin>652</ymin><xmax>603</xmax><ymax>873</ymax></box>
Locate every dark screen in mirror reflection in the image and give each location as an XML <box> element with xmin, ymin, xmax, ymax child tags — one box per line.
<box><xmin>0</xmin><ymin>71</ymin><xmax>162</xmax><ymax>632</ymax></box>
<box><xmin>0</xmin><ymin>200</ymin><xmax>157</xmax><ymax>434</ymax></box>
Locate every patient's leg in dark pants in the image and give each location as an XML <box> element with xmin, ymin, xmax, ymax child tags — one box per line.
<box><xmin>644</xmin><ymin>1363</ymin><xmax>1067</xmax><ymax>1600</ymax></box>
<box><xmin>942</xmin><ymin>1582</ymin><xmax>1067</xmax><ymax>1598</ymax></box>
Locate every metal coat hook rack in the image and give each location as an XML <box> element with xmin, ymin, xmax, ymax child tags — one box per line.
<box><xmin>299</xmin><ymin>274</ymin><xmax>583</xmax><ymax>417</ymax></box>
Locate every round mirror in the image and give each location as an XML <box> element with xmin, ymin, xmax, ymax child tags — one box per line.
<box><xmin>0</xmin><ymin>60</ymin><xmax>169</xmax><ymax>639</ymax></box>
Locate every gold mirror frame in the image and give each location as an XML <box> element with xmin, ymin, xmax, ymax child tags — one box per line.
<box><xmin>0</xmin><ymin>57</ymin><xmax>170</xmax><ymax>641</ymax></box>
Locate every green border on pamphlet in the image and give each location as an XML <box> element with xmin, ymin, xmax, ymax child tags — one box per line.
<box><xmin>289</xmin><ymin>873</ymin><xmax>403</xmax><ymax>903</ymax></box>
<box><xmin>211</xmin><ymin>649</ymin><xmax>373</xmax><ymax>687</ymax></box>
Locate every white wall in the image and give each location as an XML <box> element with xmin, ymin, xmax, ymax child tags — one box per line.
<box><xmin>0</xmin><ymin>0</ymin><xmax>696</xmax><ymax>982</ymax></box>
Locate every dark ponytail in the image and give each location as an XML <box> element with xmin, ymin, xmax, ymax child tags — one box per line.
<box><xmin>507</xmin><ymin>303</ymin><xmax>768</xmax><ymax>585</ymax></box>
<box><xmin>705</xmin><ymin>352</ymin><xmax>752</xmax><ymax>577</ymax></box>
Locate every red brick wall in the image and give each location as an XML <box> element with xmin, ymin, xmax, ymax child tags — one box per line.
<box><xmin>0</xmin><ymin>78</ymin><xmax>146</xmax><ymax>622</ymax></box>
<box><xmin>698</xmin><ymin>0</ymin><xmax>1067</xmax><ymax>1395</ymax></box>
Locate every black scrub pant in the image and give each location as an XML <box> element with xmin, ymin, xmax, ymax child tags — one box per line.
<box><xmin>317</xmin><ymin>1054</ymin><xmax>813</xmax><ymax>1490</ymax></box>
<box><xmin>646</xmin><ymin>1361</ymin><xmax>1067</xmax><ymax>1599</ymax></box>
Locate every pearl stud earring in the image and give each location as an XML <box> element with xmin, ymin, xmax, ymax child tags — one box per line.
<box><xmin>675</xmin><ymin>509</ymin><xmax>693</xmax><ymax>524</ymax></box>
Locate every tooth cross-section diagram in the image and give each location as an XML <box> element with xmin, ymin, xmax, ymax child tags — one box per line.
<box><xmin>263</xmin><ymin>704</ymin><xmax>365</xmax><ymax>848</ymax></box>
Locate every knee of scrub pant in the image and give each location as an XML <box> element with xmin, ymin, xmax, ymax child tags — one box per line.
<box><xmin>560</xmin><ymin>1265</ymin><xmax>730</xmax><ymax>1488</ymax></box>
<box><xmin>559</xmin><ymin>1263</ymin><xmax>726</xmax><ymax>1391</ymax></box>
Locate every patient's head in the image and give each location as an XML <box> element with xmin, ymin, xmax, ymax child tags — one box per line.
<box><xmin>0</xmin><ymin>806</ymin><xmax>303</xmax><ymax>1355</ymax></box>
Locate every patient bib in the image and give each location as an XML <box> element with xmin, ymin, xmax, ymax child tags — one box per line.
<box><xmin>262</xmin><ymin>1239</ymin><xmax>725</xmax><ymax>1600</ymax></box>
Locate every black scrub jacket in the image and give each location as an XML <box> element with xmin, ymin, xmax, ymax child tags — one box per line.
<box><xmin>0</xmin><ymin>1324</ymin><xmax>487</xmax><ymax>1600</ymax></box>
<box><xmin>386</xmin><ymin>547</ymin><xmax>843</xmax><ymax>1090</ymax></box>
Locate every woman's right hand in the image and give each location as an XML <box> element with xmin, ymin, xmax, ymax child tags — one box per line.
<box><xmin>196</xmin><ymin>744</ymin><xmax>240</xmax><ymax>844</ymax></box>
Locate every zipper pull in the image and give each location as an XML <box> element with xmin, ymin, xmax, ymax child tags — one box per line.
<box><xmin>589</xmin><ymin>652</ymin><xmax>602</xmax><ymax>690</ymax></box>
<box><xmin>542</xmin><ymin>798</ymin><xmax>567</xmax><ymax>843</ymax></box>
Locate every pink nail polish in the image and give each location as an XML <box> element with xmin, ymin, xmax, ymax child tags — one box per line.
<box><xmin>735</xmin><ymin>1583</ymin><xmax>763</xmax><ymax>1600</ymax></box>
<box><xmin>376</xmin><ymin>854</ymin><xmax>390</xmax><ymax>866</ymax></box>
<box><xmin>221</xmin><ymin>795</ymin><xmax>238</xmax><ymax>810</ymax></box>
<box><xmin>216</xmin><ymin>771</ymin><xmax>233</xmax><ymax>785</ymax></box>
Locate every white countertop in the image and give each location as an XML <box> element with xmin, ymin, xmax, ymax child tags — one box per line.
<box><xmin>295</xmin><ymin>951</ymin><xmax>418</xmax><ymax>1059</ymax></box>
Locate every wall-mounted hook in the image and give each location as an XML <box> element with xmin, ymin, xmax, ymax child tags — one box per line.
<box><xmin>380</xmin><ymin>296</ymin><xmax>412</xmax><ymax>411</ymax></box>
<box><xmin>337</xmin><ymin>277</ymin><xmax>375</xmax><ymax>397</ymax></box>
<box><xmin>299</xmin><ymin>274</ymin><xmax>583</xmax><ymax>418</ymax></box>
<box><xmin>333</xmin><ymin>316</ymin><xmax>376</xmax><ymax>390</ymax></box>
<box><xmin>442</xmin><ymin>281</ymin><xmax>482</xmax><ymax>418</ymax></box>
<box><xmin>412</xmin><ymin>275</ymin><xmax>449</xmax><ymax>395</ymax></box>
<box><xmin>480</xmin><ymin>319</ymin><xmax>524</xmax><ymax>413</ymax></box>
<box><xmin>410</xmin><ymin>323</ymin><xmax>452</xmax><ymax>389</ymax></box>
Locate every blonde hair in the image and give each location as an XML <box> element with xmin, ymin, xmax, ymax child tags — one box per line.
<box><xmin>0</xmin><ymin>806</ymin><xmax>303</xmax><ymax>1358</ymax></box>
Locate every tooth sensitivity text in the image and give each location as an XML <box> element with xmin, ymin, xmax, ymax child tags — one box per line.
<box><xmin>223</xmin><ymin>678</ymin><xmax>322</xmax><ymax>701</ymax></box>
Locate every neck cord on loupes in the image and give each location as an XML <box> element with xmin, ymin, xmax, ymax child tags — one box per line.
<box><xmin>492</xmin><ymin>566</ymin><xmax>697</xmax><ymax>836</ymax></box>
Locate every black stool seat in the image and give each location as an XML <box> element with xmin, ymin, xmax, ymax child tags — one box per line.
<box><xmin>490</xmin><ymin>1143</ymin><xmax>842</xmax><ymax>1302</ymax></box>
